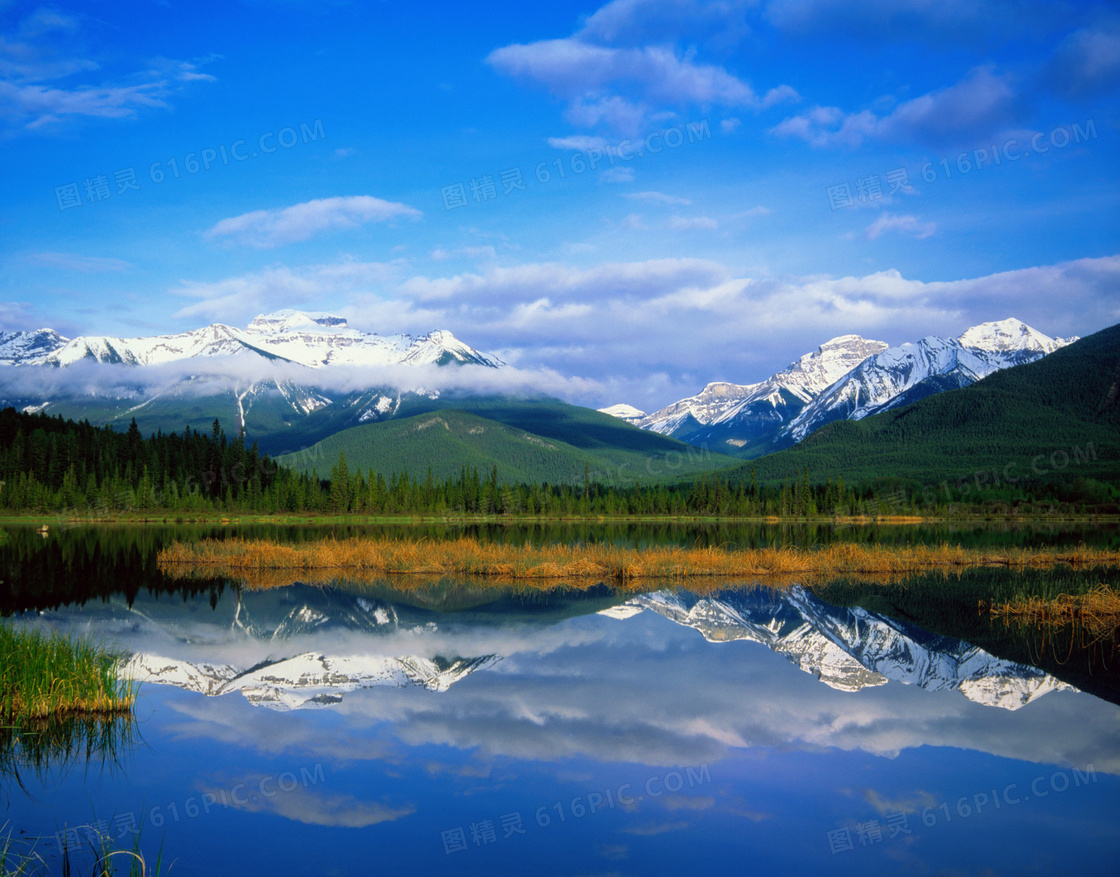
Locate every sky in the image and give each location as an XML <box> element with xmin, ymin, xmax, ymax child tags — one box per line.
<box><xmin>1</xmin><ymin>0</ymin><xmax>1118</xmax><ymax>412</ymax></box>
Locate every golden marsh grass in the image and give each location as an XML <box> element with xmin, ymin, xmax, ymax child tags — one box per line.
<box><xmin>157</xmin><ymin>537</ymin><xmax>1120</xmax><ymax>592</ymax></box>
<box><xmin>987</xmin><ymin>584</ymin><xmax>1120</xmax><ymax>645</ymax></box>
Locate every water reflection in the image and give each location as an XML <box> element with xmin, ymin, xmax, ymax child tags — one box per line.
<box><xmin>4</xmin><ymin>526</ymin><xmax>1120</xmax><ymax>875</ymax></box>
<box><xmin>6</xmin><ymin>576</ymin><xmax>1120</xmax><ymax>876</ymax></box>
<box><xmin>94</xmin><ymin>583</ymin><xmax>1076</xmax><ymax>714</ymax></box>
<box><xmin>0</xmin><ymin>713</ymin><xmax>138</xmax><ymax>796</ymax></box>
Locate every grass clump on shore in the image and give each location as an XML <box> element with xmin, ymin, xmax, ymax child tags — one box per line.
<box><xmin>157</xmin><ymin>536</ymin><xmax>1120</xmax><ymax>590</ymax></box>
<box><xmin>987</xmin><ymin>584</ymin><xmax>1120</xmax><ymax>642</ymax></box>
<box><xmin>0</xmin><ymin>625</ymin><xmax>135</xmax><ymax>723</ymax></box>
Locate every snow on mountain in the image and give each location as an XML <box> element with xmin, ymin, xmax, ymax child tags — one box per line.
<box><xmin>124</xmin><ymin>651</ymin><xmax>501</xmax><ymax>710</ymax></box>
<box><xmin>709</xmin><ymin>335</ymin><xmax>890</xmax><ymax>425</ymax></box>
<box><xmin>597</xmin><ymin>403</ymin><xmax>646</xmax><ymax>425</ymax></box>
<box><xmin>619</xmin><ymin>587</ymin><xmax>1074</xmax><ymax>709</ymax></box>
<box><xmin>958</xmin><ymin>317</ymin><xmax>1076</xmax><ymax>357</ymax></box>
<box><xmin>13</xmin><ymin>310</ymin><xmax>504</xmax><ymax>370</ymax></box>
<box><xmin>100</xmin><ymin>579</ymin><xmax>1072</xmax><ymax>712</ymax></box>
<box><xmin>0</xmin><ymin>310</ymin><xmax>506</xmax><ymax>437</ymax></box>
<box><xmin>634</xmin><ymin>381</ymin><xmax>761</xmax><ymax>435</ymax></box>
<box><xmin>0</xmin><ymin>327</ymin><xmax>68</xmax><ymax>365</ymax></box>
<box><xmin>629</xmin><ymin>335</ymin><xmax>888</xmax><ymax>448</ymax></box>
<box><xmin>621</xmin><ymin>319</ymin><xmax>1073</xmax><ymax>452</ymax></box>
<box><xmin>103</xmin><ymin>588</ymin><xmax>504</xmax><ymax>709</ymax></box>
<box><xmin>785</xmin><ymin>319</ymin><xmax>1075</xmax><ymax>442</ymax></box>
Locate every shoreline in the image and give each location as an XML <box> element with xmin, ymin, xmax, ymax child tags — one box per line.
<box><xmin>4</xmin><ymin>512</ymin><xmax>1118</xmax><ymax>527</ymax></box>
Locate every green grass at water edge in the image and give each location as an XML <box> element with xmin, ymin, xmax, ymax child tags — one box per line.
<box><xmin>0</xmin><ymin>625</ymin><xmax>134</xmax><ymax>722</ymax></box>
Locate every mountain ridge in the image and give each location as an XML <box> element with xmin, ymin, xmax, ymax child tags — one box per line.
<box><xmin>603</xmin><ymin>318</ymin><xmax>1075</xmax><ymax>458</ymax></box>
<box><xmin>0</xmin><ymin>308</ymin><xmax>504</xmax><ymax>370</ymax></box>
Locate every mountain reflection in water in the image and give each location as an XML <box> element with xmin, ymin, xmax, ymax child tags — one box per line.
<box><xmin>50</xmin><ymin>582</ymin><xmax>1075</xmax><ymax>712</ymax></box>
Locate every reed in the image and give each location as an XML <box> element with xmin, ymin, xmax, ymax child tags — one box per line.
<box><xmin>987</xmin><ymin>584</ymin><xmax>1120</xmax><ymax>644</ymax></box>
<box><xmin>0</xmin><ymin>713</ymin><xmax>139</xmax><ymax>794</ymax></box>
<box><xmin>156</xmin><ymin>537</ymin><xmax>1120</xmax><ymax>590</ymax></box>
<box><xmin>1</xmin><ymin>817</ymin><xmax>163</xmax><ymax>877</ymax></box>
<box><xmin>0</xmin><ymin>625</ymin><xmax>135</xmax><ymax>722</ymax></box>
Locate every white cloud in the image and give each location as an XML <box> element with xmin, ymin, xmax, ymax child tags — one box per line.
<box><xmin>731</xmin><ymin>206</ymin><xmax>772</xmax><ymax>219</ymax></box>
<box><xmin>146</xmin><ymin>601</ymin><xmax>1120</xmax><ymax>779</ymax></box>
<box><xmin>667</xmin><ymin>215</ymin><xmax>718</xmax><ymax>230</ymax></box>
<box><xmin>386</xmin><ymin>254</ymin><xmax>1119</xmax><ymax>411</ymax></box>
<box><xmin>196</xmin><ymin>776</ymin><xmax>414</xmax><ymax>828</ymax></box>
<box><xmin>600</xmin><ymin>166</ymin><xmax>635</xmax><ymax>183</ymax></box>
<box><xmin>1046</xmin><ymin>21</ymin><xmax>1120</xmax><ymax>98</ymax></box>
<box><xmin>772</xmin><ymin>67</ymin><xmax>1019</xmax><ymax>149</ymax></box>
<box><xmin>578</xmin><ymin>0</ymin><xmax>756</xmax><ymax>47</ymax></box>
<box><xmin>864</xmin><ymin>213</ymin><xmax>936</xmax><ymax>240</ymax></box>
<box><xmin>564</xmin><ymin>94</ymin><xmax>649</xmax><ymax>132</ymax></box>
<box><xmin>144</xmin><ymin>253</ymin><xmax>1119</xmax><ymax>414</ymax></box>
<box><xmin>720</xmin><ymin>117</ymin><xmax>741</xmax><ymax>133</ymax></box>
<box><xmin>171</xmin><ymin>259</ymin><xmax>409</xmax><ymax>323</ymax></box>
<box><xmin>1</xmin><ymin>79</ymin><xmax>171</xmax><ymax>129</ymax></box>
<box><xmin>0</xmin><ymin>301</ymin><xmax>37</xmax><ymax>332</ymax></box>
<box><xmin>546</xmin><ymin>134</ymin><xmax>610</xmax><ymax>152</ymax></box>
<box><xmin>0</xmin><ymin>354</ymin><xmax>605</xmax><ymax>411</ymax></box>
<box><xmin>488</xmin><ymin>10</ymin><xmax>797</xmax><ymax>137</ymax></box>
<box><xmin>490</xmin><ymin>40</ymin><xmax>783</xmax><ymax>109</ymax></box>
<box><xmin>205</xmin><ymin>196</ymin><xmax>422</xmax><ymax>249</ymax></box>
<box><xmin>0</xmin><ymin>10</ymin><xmax>216</xmax><ymax>131</ymax></box>
<box><xmin>430</xmin><ymin>245</ymin><xmax>497</xmax><ymax>262</ymax></box>
<box><xmin>625</xmin><ymin>191</ymin><xmax>692</xmax><ymax>205</ymax></box>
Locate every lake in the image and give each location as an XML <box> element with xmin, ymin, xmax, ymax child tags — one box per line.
<box><xmin>2</xmin><ymin>523</ymin><xmax>1118</xmax><ymax>875</ymax></box>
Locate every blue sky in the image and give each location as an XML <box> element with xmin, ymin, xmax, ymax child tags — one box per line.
<box><xmin>2</xmin><ymin>0</ymin><xmax>1118</xmax><ymax>411</ymax></box>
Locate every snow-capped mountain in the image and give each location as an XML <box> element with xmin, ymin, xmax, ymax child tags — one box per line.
<box><xmin>125</xmin><ymin>651</ymin><xmax>500</xmax><ymax>710</ymax></box>
<box><xmin>604</xmin><ymin>319</ymin><xmax>1073</xmax><ymax>454</ymax></box>
<box><xmin>77</xmin><ymin>577</ymin><xmax>1072</xmax><ymax>712</ymax></box>
<box><xmin>596</xmin><ymin>403</ymin><xmax>646</xmax><ymax>425</ymax></box>
<box><xmin>0</xmin><ymin>310</ymin><xmax>506</xmax><ymax>445</ymax></box>
<box><xmin>611</xmin><ymin>587</ymin><xmax>1074</xmax><ymax>710</ymax></box>
<box><xmin>785</xmin><ymin>318</ymin><xmax>1075</xmax><ymax>442</ymax></box>
<box><xmin>0</xmin><ymin>328</ymin><xmax>68</xmax><ymax>365</ymax></box>
<box><xmin>79</xmin><ymin>585</ymin><xmax>507</xmax><ymax>709</ymax></box>
<box><xmin>632</xmin><ymin>381</ymin><xmax>762</xmax><ymax>436</ymax></box>
<box><xmin>613</xmin><ymin>334</ymin><xmax>888</xmax><ymax>452</ymax></box>
<box><xmin>1</xmin><ymin>309</ymin><xmax>504</xmax><ymax>370</ymax></box>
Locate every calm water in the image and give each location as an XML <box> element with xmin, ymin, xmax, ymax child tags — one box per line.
<box><xmin>2</xmin><ymin>524</ymin><xmax>1119</xmax><ymax>875</ymax></box>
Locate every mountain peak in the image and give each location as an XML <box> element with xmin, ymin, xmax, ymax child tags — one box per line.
<box><xmin>788</xmin><ymin>335</ymin><xmax>889</xmax><ymax>385</ymax></box>
<box><xmin>818</xmin><ymin>333</ymin><xmax>875</xmax><ymax>350</ymax></box>
<box><xmin>957</xmin><ymin>318</ymin><xmax>1071</xmax><ymax>354</ymax></box>
<box><xmin>599</xmin><ymin>403</ymin><xmax>646</xmax><ymax>423</ymax></box>
<box><xmin>247</xmin><ymin>310</ymin><xmax>352</xmax><ymax>334</ymax></box>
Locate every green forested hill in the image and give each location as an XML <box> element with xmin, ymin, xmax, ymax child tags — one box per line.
<box><xmin>284</xmin><ymin>407</ymin><xmax>739</xmax><ymax>486</ymax></box>
<box><xmin>725</xmin><ymin>322</ymin><xmax>1120</xmax><ymax>495</ymax></box>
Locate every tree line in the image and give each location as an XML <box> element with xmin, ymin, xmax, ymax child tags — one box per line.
<box><xmin>0</xmin><ymin>408</ymin><xmax>1086</xmax><ymax>518</ymax></box>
